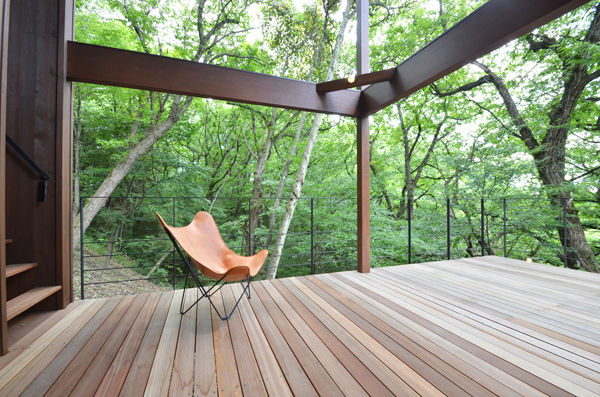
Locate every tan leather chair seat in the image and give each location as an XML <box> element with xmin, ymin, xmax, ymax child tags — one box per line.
<box><xmin>156</xmin><ymin>211</ymin><xmax>268</xmax><ymax>282</ymax></box>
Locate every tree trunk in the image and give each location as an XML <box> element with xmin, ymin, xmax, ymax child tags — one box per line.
<box><xmin>73</xmin><ymin>96</ymin><xmax>190</xmax><ymax>248</ymax></box>
<box><xmin>266</xmin><ymin>0</ymin><xmax>353</xmax><ymax>279</ymax></box>
<box><xmin>266</xmin><ymin>113</ymin><xmax>308</xmax><ymax>248</ymax></box>
<box><xmin>432</xmin><ymin>6</ymin><xmax>600</xmax><ymax>270</ymax></box>
<box><xmin>249</xmin><ymin>109</ymin><xmax>277</xmax><ymax>252</ymax></box>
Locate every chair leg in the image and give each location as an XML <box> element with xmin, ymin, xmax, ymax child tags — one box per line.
<box><xmin>180</xmin><ymin>266</ymin><xmax>210</xmax><ymax>315</ymax></box>
<box><xmin>208</xmin><ymin>276</ymin><xmax>252</xmax><ymax>321</ymax></box>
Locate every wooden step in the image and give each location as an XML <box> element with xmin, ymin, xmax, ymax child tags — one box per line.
<box><xmin>6</xmin><ymin>263</ymin><xmax>38</xmax><ymax>278</ymax></box>
<box><xmin>7</xmin><ymin>286</ymin><xmax>62</xmax><ymax>321</ymax></box>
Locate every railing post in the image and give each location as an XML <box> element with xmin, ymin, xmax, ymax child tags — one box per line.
<box><xmin>172</xmin><ymin>197</ymin><xmax>176</xmax><ymax>289</ymax></box>
<box><xmin>248</xmin><ymin>197</ymin><xmax>252</xmax><ymax>256</ymax></box>
<box><xmin>563</xmin><ymin>197</ymin><xmax>568</xmax><ymax>268</ymax></box>
<box><xmin>480</xmin><ymin>197</ymin><xmax>485</xmax><ymax>256</ymax></box>
<box><xmin>503</xmin><ymin>198</ymin><xmax>507</xmax><ymax>257</ymax></box>
<box><xmin>407</xmin><ymin>198</ymin><xmax>412</xmax><ymax>264</ymax></box>
<box><xmin>311</xmin><ymin>198</ymin><xmax>315</xmax><ymax>275</ymax></box>
<box><xmin>80</xmin><ymin>196</ymin><xmax>85</xmax><ymax>300</ymax></box>
<box><xmin>446</xmin><ymin>197</ymin><xmax>451</xmax><ymax>260</ymax></box>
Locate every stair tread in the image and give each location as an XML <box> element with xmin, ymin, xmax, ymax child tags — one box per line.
<box><xmin>5</xmin><ymin>239</ymin><xmax>12</xmax><ymax>244</ymax></box>
<box><xmin>6</xmin><ymin>263</ymin><xmax>38</xmax><ymax>278</ymax></box>
<box><xmin>7</xmin><ymin>286</ymin><xmax>62</xmax><ymax>320</ymax></box>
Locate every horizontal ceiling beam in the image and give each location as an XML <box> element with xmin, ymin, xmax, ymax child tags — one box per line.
<box><xmin>316</xmin><ymin>68</ymin><xmax>396</xmax><ymax>93</ymax></box>
<box><xmin>359</xmin><ymin>0</ymin><xmax>590</xmax><ymax>117</ymax></box>
<box><xmin>66</xmin><ymin>41</ymin><xmax>361</xmax><ymax>117</ymax></box>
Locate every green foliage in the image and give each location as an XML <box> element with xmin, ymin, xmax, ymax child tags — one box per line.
<box><xmin>75</xmin><ymin>0</ymin><xmax>600</xmax><ymax>294</ymax></box>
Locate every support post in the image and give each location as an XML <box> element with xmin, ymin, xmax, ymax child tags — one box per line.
<box><xmin>172</xmin><ymin>197</ymin><xmax>176</xmax><ymax>289</ymax></box>
<box><xmin>357</xmin><ymin>118</ymin><xmax>370</xmax><ymax>273</ymax></box>
<box><xmin>80</xmin><ymin>197</ymin><xmax>85</xmax><ymax>300</ymax></box>
<box><xmin>481</xmin><ymin>197</ymin><xmax>485</xmax><ymax>256</ymax></box>
<box><xmin>563</xmin><ymin>197</ymin><xmax>568</xmax><ymax>268</ymax></box>
<box><xmin>357</xmin><ymin>0</ymin><xmax>370</xmax><ymax>273</ymax></box>
<box><xmin>503</xmin><ymin>198</ymin><xmax>507</xmax><ymax>257</ymax></box>
<box><xmin>248</xmin><ymin>197</ymin><xmax>252</xmax><ymax>256</ymax></box>
<box><xmin>310</xmin><ymin>198</ymin><xmax>315</xmax><ymax>275</ymax></box>
<box><xmin>446</xmin><ymin>198</ymin><xmax>451</xmax><ymax>260</ymax></box>
<box><xmin>407</xmin><ymin>198</ymin><xmax>412</xmax><ymax>264</ymax></box>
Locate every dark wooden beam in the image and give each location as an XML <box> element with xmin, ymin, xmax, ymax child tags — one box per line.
<box><xmin>359</xmin><ymin>0</ymin><xmax>590</xmax><ymax>116</ymax></box>
<box><xmin>316</xmin><ymin>68</ymin><xmax>396</xmax><ymax>93</ymax></box>
<box><xmin>67</xmin><ymin>41</ymin><xmax>361</xmax><ymax>117</ymax></box>
<box><xmin>357</xmin><ymin>0</ymin><xmax>370</xmax><ymax>274</ymax></box>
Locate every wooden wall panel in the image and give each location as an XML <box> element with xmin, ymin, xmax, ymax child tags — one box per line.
<box><xmin>0</xmin><ymin>0</ymin><xmax>10</xmax><ymax>355</ymax></box>
<box><xmin>5</xmin><ymin>0</ymin><xmax>73</xmax><ymax>312</ymax></box>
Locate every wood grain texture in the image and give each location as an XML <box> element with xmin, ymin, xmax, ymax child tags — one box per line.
<box><xmin>230</xmin><ymin>283</ymin><xmax>292</xmax><ymax>397</ymax></box>
<box><xmin>253</xmin><ymin>281</ymin><xmax>344</xmax><ymax>396</ymax></box>
<box><xmin>0</xmin><ymin>0</ymin><xmax>10</xmax><ymax>356</ymax></box>
<box><xmin>6</xmin><ymin>286</ymin><xmax>62</xmax><ymax>320</ymax></box>
<box><xmin>0</xmin><ymin>257</ymin><xmax>598</xmax><ymax>396</ymax></box>
<box><xmin>1</xmin><ymin>300</ymin><xmax>82</xmax><ymax>366</ymax></box>
<box><xmin>44</xmin><ymin>294</ymin><xmax>134</xmax><ymax>397</ymax></box>
<box><xmin>0</xmin><ymin>299</ymin><xmax>93</xmax><ymax>391</ymax></box>
<box><xmin>211</xmin><ymin>291</ymin><xmax>242</xmax><ymax>397</ymax></box>
<box><xmin>143</xmin><ymin>289</ymin><xmax>183</xmax><ymax>397</ymax></box>
<box><xmin>70</xmin><ymin>294</ymin><xmax>149</xmax><ymax>397</ymax></box>
<box><xmin>21</xmin><ymin>297</ymin><xmax>121</xmax><ymax>397</ymax></box>
<box><xmin>119</xmin><ymin>291</ymin><xmax>173</xmax><ymax>397</ymax></box>
<box><xmin>169</xmin><ymin>289</ymin><xmax>196</xmax><ymax>397</ymax></box>
<box><xmin>221</xmin><ymin>285</ymin><xmax>267</xmax><ymax>396</ymax></box>
<box><xmin>95</xmin><ymin>292</ymin><xmax>161</xmax><ymax>397</ymax></box>
<box><xmin>359</xmin><ymin>0</ymin><xmax>590</xmax><ymax>116</ymax></box>
<box><xmin>5</xmin><ymin>262</ymin><xmax>37</xmax><ymax>278</ymax></box>
<box><xmin>67</xmin><ymin>41</ymin><xmax>360</xmax><ymax>117</ymax></box>
<box><xmin>194</xmin><ymin>292</ymin><xmax>217</xmax><ymax>397</ymax></box>
<box><xmin>0</xmin><ymin>300</ymin><xmax>105</xmax><ymax>396</ymax></box>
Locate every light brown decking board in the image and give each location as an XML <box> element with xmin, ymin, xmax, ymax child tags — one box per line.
<box><xmin>0</xmin><ymin>256</ymin><xmax>599</xmax><ymax>396</ymax></box>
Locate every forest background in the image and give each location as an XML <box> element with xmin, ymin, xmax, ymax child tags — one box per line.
<box><xmin>73</xmin><ymin>0</ymin><xmax>600</xmax><ymax>296</ymax></box>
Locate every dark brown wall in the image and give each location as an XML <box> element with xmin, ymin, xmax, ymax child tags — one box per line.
<box><xmin>5</xmin><ymin>0</ymin><xmax>72</xmax><ymax>309</ymax></box>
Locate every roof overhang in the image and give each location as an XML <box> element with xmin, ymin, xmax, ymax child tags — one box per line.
<box><xmin>67</xmin><ymin>0</ymin><xmax>590</xmax><ymax>118</ymax></box>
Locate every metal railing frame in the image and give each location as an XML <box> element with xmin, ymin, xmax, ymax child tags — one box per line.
<box><xmin>78</xmin><ymin>194</ymin><xmax>590</xmax><ymax>299</ymax></box>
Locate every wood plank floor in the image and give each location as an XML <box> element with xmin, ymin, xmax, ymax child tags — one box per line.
<box><xmin>1</xmin><ymin>256</ymin><xmax>600</xmax><ymax>396</ymax></box>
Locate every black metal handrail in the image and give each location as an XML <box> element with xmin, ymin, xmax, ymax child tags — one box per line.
<box><xmin>6</xmin><ymin>135</ymin><xmax>50</xmax><ymax>201</ymax></box>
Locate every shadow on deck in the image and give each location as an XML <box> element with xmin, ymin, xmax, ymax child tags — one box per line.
<box><xmin>1</xmin><ymin>256</ymin><xmax>600</xmax><ymax>396</ymax></box>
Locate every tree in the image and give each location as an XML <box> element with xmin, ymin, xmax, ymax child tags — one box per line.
<box><xmin>73</xmin><ymin>0</ymin><xmax>253</xmax><ymax>247</ymax></box>
<box><xmin>432</xmin><ymin>3</ymin><xmax>600</xmax><ymax>271</ymax></box>
<box><xmin>265</xmin><ymin>0</ymin><xmax>354</xmax><ymax>279</ymax></box>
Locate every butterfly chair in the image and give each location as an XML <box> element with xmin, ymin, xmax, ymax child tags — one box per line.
<box><xmin>156</xmin><ymin>212</ymin><xmax>268</xmax><ymax>320</ymax></box>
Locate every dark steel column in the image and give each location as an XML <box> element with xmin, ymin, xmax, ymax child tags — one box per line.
<box><xmin>407</xmin><ymin>198</ymin><xmax>412</xmax><ymax>264</ymax></box>
<box><xmin>310</xmin><ymin>198</ymin><xmax>315</xmax><ymax>275</ymax></box>
<box><xmin>80</xmin><ymin>197</ymin><xmax>85</xmax><ymax>300</ymax></box>
<box><xmin>357</xmin><ymin>0</ymin><xmax>370</xmax><ymax>273</ymax></box>
<box><xmin>446</xmin><ymin>198</ymin><xmax>451</xmax><ymax>260</ymax></box>
<box><xmin>481</xmin><ymin>197</ymin><xmax>485</xmax><ymax>256</ymax></box>
<box><xmin>503</xmin><ymin>198</ymin><xmax>507</xmax><ymax>257</ymax></box>
<box><xmin>563</xmin><ymin>198</ymin><xmax>568</xmax><ymax>268</ymax></box>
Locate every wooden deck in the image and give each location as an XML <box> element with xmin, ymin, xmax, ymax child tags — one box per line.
<box><xmin>1</xmin><ymin>256</ymin><xmax>600</xmax><ymax>396</ymax></box>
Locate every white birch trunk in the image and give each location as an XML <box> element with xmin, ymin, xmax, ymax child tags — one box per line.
<box><xmin>265</xmin><ymin>1</ymin><xmax>353</xmax><ymax>279</ymax></box>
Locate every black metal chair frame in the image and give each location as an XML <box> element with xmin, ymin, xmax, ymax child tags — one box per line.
<box><xmin>162</xmin><ymin>226</ymin><xmax>251</xmax><ymax>321</ymax></box>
